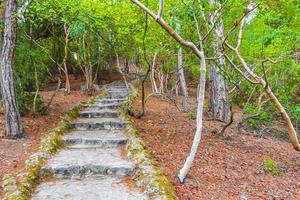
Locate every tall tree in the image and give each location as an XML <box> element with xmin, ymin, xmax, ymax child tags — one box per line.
<box><xmin>208</xmin><ymin>0</ymin><xmax>230</xmax><ymax>122</ymax></box>
<box><xmin>0</xmin><ymin>0</ymin><xmax>23</xmax><ymax>138</ymax></box>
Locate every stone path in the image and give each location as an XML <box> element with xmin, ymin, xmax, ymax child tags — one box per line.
<box><xmin>32</xmin><ymin>83</ymin><xmax>149</xmax><ymax>200</ymax></box>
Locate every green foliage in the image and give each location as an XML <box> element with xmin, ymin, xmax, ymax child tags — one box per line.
<box><xmin>17</xmin><ymin>92</ymin><xmax>44</xmax><ymax>114</ymax></box>
<box><xmin>262</xmin><ymin>157</ymin><xmax>281</xmax><ymax>175</ymax></box>
<box><xmin>7</xmin><ymin>0</ymin><xmax>300</xmax><ymax>132</ymax></box>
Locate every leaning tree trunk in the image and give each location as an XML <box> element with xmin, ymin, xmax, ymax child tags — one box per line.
<box><xmin>0</xmin><ymin>0</ymin><xmax>23</xmax><ymax>138</ymax></box>
<box><xmin>177</xmin><ymin>47</ymin><xmax>190</xmax><ymax>112</ymax></box>
<box><xmin>178</xmin><ymin>52</ymin><xmax>207</xmax><ymax>182</ymax></box>
<box><xmin>208</xmin><ymin>0</ymin><xmax>230</xmax><ymax>122</ymax></box>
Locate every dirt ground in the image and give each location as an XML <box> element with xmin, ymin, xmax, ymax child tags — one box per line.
<box><xmin>0</xmin><ymin>90</ymin><xmax>91</xmax><ymax>194</ymax></box>
<box><xmin>131</xmin><ymin>82</ymin><xmax>300</xmax><ymax>200</ymax></box>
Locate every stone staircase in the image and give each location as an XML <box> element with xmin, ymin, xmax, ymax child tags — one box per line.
<box><xmin>32</xmin><ymin>83</ymin><xmax>148</xmax><ymax>200</ymax></box>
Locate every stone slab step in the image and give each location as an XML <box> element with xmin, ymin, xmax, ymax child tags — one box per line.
<box><xmin>106</xmin><ymin>85</ymin><xmax>127</xmax><ymax>89</ymax></box>
<box><xmin>80</xmin><ymin>109</ymin><xmax>119</xmax><ymax>118</ymax></box>
<box><xmin>32</xmin><ymin>177</ymin><xmax>148</xmax><ymax>200</ymax></box>
<box><xmin>42</xmin><ymin>149</ymin><xmax>134</xmax><ymax>178</ymax></box>
<box><xmin>106</xmin><ymin>93</ymin><xmax>128</xmax><ymax>99</ymax></box>
<box><xmin>73</xmin><ymin>118</ymin><xmax>128</xmax><ymax>130</ymax></box>
<box><xmin>87</xmin><ymin>103</ymin><xmax>123</xmax><ymax>110</ymax></box>
<box><xmin>98</xmin><ymin>98</ymin><xmax>125</xmax><ymax>104</ymax></box>
<box><xmin>63</xmin><ymin>130</ymin><xmax>128</xmax><ymax>148</ymax></box>
<box><xmin>102</xmin><ymin>96</ymin><xmax>126</xmax><ymax>100</ymax></box>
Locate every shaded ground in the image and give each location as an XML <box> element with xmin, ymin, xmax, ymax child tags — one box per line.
<box><xmin>131</xmin><ymin>82</ymin><xmax>300</xmax><ymax>200</ymax></box>
<box><xmin>0</xmin><ymin>90</ymin><xmax>91</xmax><ymax>194</ymax></box>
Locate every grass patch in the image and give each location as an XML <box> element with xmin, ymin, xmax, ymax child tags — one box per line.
<box><xmin>262</xmin><ymin>157</ymin><xmax>281</xmax><ymax>175</ymax></box>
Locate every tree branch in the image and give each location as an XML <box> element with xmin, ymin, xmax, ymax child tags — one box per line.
<box><xmin>132</xmin><ymin>0</ymin><xmax>203</xmax><ymax>58</ymax></box>
<box><xmin>157</xmin><ymin>0</ymin><xmax>164</xmax><ymax>20</ymax></box>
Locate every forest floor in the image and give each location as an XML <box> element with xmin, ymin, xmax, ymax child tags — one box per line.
<box><xmin>131</xmin><ymin>82</ymin><xmax>300</xmax><ymax>200</ymax></box>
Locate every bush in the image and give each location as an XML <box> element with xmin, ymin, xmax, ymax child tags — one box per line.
<box><xmin>17</xmin><ymin>92</ymin><xmax>44</xmax><ymax>114</ymax></box>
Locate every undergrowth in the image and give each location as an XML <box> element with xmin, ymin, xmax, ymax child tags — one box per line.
<box><xmin>262</xmin><ymin>157</ymin><xmax>281</xmax><ymax>175</ymax></box>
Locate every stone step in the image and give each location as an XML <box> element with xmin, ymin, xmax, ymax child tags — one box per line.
<box><xmin>80</xmin><ymin>109</ymin><xmax>119</xmax><ymax>118</ymax></box>
<box><xmin>63</xmin><ymin>130</ymin><xmax>128</xmax><ymax>148</ymax></box>
<box><xmin>32</xmin><ymin>177</ymin><xmax>148</xmax><ymax>200</ymax></box>
<box><xmin>73</xmin><ymin>118</ymin><xmax>128</xmax><ymax>130</ymax></box>
<box><xmin>102</xmin><ymin>96</ymin><xmax>126</xmax><ymax>100</ymax></box>
<box><xmin>98</xmin><ymin>98</ymin><xmax>125</xmax><ymax>104</ymax></box>
<box><xmin>42</xmin><ymin>149</ymin><xmax>134</xmax><ymax>178</ymax></box>
<box><xmin>106</xmin><ymin>88</ymin><xmax>128</xmax><ymax>91</ymax></box>
<box><xmin>106</xmin><ymin>93</ymin><xmax>128</xmax><ymax>99</ymax></box>
<box><xmin>106</xmin><ymin>85</ymin><xmax>127</xmax><ymax>88</ymax></box>
<box><xmin>87</xmin><ymin>103</ymin><xmax>123</xmax><ymax>110</ymax></box>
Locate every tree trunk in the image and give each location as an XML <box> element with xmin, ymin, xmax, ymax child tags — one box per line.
<box><xmin>109</xmin><ymin>46</ymin><xmax>113</xmax><ymax>82</ymax></box>
<box><xmin>150</xmin><ymin>53</ymin><xmax>158</xmax><ymax>93</ymax></box>
<box><xmin>208</xmin><ymin>0</ymin><xmax>230</xmax><ymax>122</ymax></box>
<box><xmin>178</xmin><ymin>52</ymin><xmax>207</xmax><ymax>182</ymax></box>
<box><xmin>0</xmin><ymin>0</ymin><xmax>23</xmax><ymax>138</ymax></box>
<box><xmin>87</xmin><ymin>63</ymin><xmax>93</xmax><ymax>95</ymax></box>
<box><xmin>63</xmin><ymin>24</ymin><xmax>70</xmax><ymax>94</ymax></box>
<box><xmin>178</xmin><ymin>48</ymin><xmax>190</xmax><ymax>112</ymax></box>
<box><xmin>209</xmin><ymin>64</ymin><xmax>230</xmax><ymax>122</ymax></box>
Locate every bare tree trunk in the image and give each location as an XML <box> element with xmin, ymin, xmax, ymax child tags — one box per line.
<box><xmin>159</xmin><ymin>71</ymin><xmax>164</xmax><ymax>94</ymax></box>
<box><xmin>150</xmin><ymin>53</ymin><xmax>158</xmax><ymax>93</ymax></box>
<box><xmin>87</xmin><ymin>63</ymin><xmax>93</xmax><ymax>95</ymax></box>
<box><xmin>178</xmin><ymin>52</ymin><xmax>207</xmax><ymax>182</ymax></box>
<box><xmin>177</xmin><ymin>48</ymin><xmax>190</xmax><ymax>112</ymax></box>
<box><xmin>109</xmin><ymin>46</ymin><xmax>113</xmax><ymax>82</ymax></box>
<box><xmin>63</xmin><ymin>24</ymin><xmax>70</xmax><ymax>94</ymax></box>
<box><xmin>208</xmin><ymin>0</ymin><xmax>230</xmax><ymax>122</ymax></box>
<box><xmin>0</xmin><ymin>0</ymin><xmax>23</xmax><ymax>138</ymax></box>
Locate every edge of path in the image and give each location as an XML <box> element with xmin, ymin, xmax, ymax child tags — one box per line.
<box><xmin>121</xmin><ymin>84</ymin><xmax>178</xmax><ymax>200</ymax></box>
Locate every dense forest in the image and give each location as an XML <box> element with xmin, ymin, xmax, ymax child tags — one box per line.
<box><xmin>0</xmin><ymin>0</ymin><xmax>299</xmax><ymax>199</ymax></box>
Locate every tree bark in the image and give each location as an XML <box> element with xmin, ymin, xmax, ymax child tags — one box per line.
<box><xmin>208</xmin><ymin>0</ymin><xmax>230</xmax><ymax>122</ymax></box>
<box><xmin>178</xmin><ymin>52</ymin><xmax>207</xmax><ymax>182</ymax></box>
<box><xmin>63</xmin><ymin>24</ymin><xmax>70</xmax><ymax>94</ymax></box>
<box><xmin>0</xmin><ymin>0</ymin><xmax>23</xmax><ymax>138</ymax></box>
<box><xmin>177</xmin><ymin>48</ymin><xmax>190</xmax><ymax>112</ymax></box>
<box><xmin>150</xmin><ymin>53</ymin><xmax>158</xmax><ymax>93</ymax></box>
<box><xmin>109</xmin><ymin>45</ymin><xmax>113</xmax><ymax>81</ymax></box>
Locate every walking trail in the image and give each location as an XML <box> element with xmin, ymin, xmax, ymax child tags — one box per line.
<box><xmin>31</xmin><ymin>82</ymin><xmax>149</xmax><ymax>199</ymax></box>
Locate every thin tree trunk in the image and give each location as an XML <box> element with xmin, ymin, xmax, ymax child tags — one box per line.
<box><xmin>178</xmin><ymin>52</ymin><xmax>207</xmax><ymax>182</ymax></box>
<box><xmin>87</xmin><ymin>63</ymin><xmax>93</xmax><ymax>95</ymax></box>
<box><xmin>63</xmin><ymin>24</ymin><xmax>70</xmax><ymax>94</ymax></box>
<box><xmin>150</xmin><ymin>53</ymin><xmax>158</xmax><ymax>93</ymax></box>
<box><xmin>178</xmin><ymin>48</ymin><xmax>190</xmax><ymax>112</ymax></box>
<box><xmin>208</xmin><ymin>0</ymin><xmax>230</xmax><ymax>122</ymax></box>
<box><xmin>159</xmin><ymin>72</ymin><xmax>164</xmax><ymax>94</ymax></box>
<box><xmin>0</xmin><ymin>0</ymin><xmax>23</xmax><ymax>138</ymax></box>
<box><xmin>109</xmin><ymin>46</ymin><xmax>113</xmax><ymax>82</ymax></box>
